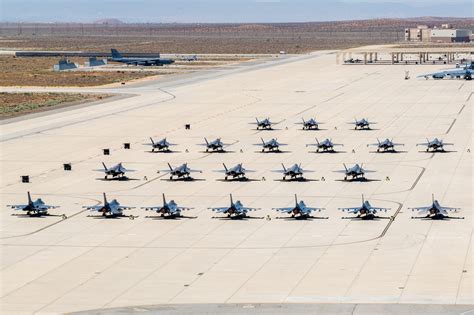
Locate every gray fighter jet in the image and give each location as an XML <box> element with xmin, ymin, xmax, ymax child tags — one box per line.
<box><xmin>84</xmin><ymin>193</ymin><xmax>135</xmax><ymax>218</ymax></box>
<box><xmin>418</xmin><ymin>66</ymin><xmax>472</xmax><ymax>80</ymax></box>
<box><xmin>147</xmin><ymin>138</ymin><xmax>175</xmax><ymax>152</ymax></box>
<box><xmin>7</xmin><ymin>192</ymin><xmax>59</xmax><ymax>217</ymax></box>
<box><xmin>417</xmin><ymin>138</ymin><xmax>453</xmax><ymax>152</ymax></box>
<box><xmin>409</xmin><ymin>194</ymin><xmax>462</xmax><ymax>220</ymax></box>
<box><xmin>142</xmin><ymin>193</ymin><xmax>193</xmax><ymax>218</ymax></box>
<box><xmin>275</xmin><ymin>163</ymin><xmax>313</xmax><ymax>181</ymax></box>
<box><xmin>219</xmin><ymin>163</ymin><xmax>254</xmax><ymax>181</ymax></box>
<box><xmin>273</xmin><ymin>194</ymin><xmax>325</xmax><ymax>219</ymax></box>
<box><xmin>348</xmin><ymin>118</ymin><xmax>374</xmax><ymax>130</ymax></box>
<box><xmin>209</xmin><ymin>194</ymin><xmax>259</xmax><ymax>219</ymax></box>
<box><xmin>368</xmin><ymin>138</ymin><xmax>404</xmax><ymax>152</ymax></box>
<box><xmin>253</xmin><ymin>118</ymin><xmax>273</xmax><ymax>130</ymax></box>
<box><xmin>307</xmin><ymin>138</ymin><xmax>343</xmax><ymax>152</ymax></box>
<box><xmin>164</xmin><ymin>163</ymin><xmax>202</xmax><ymax>180</ymax></box>
<box><xmin>258</xmin><ymin>138</ymin><xmax>286</xmax><ymax>152</ymax></box>
<box><xmin>201</xmin><ymin>138</ymin><xmax>226</xmax><ymax>152</ymax></box>
<box><xmin>110</xmin><ymin>49</ymin><xmax>174</xmax><ymax>66</ymax></box>
<box><xmin>339</xmin><ymin>195</ymin><xmax>390</xmax><ymax>220</ymax></box>
<box><xmin>335</xmin><ymin>163</ymin><xmax>375</xmax><ymax>181</ymax></box>
<box><xmin>97</xmin><ymin>162</ymin><xmax>135</xmax><ymax>179</ymax></box>
<box><xmin>297</xmin><ymin>117</ymin><xmax>321</xmax><ymax>130</ymax></box>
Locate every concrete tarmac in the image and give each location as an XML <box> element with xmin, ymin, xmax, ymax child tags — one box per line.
<box><xmin>0</xmin><ymin>49</ymin><xmax>472</xmax><ymax>314</ymax></box>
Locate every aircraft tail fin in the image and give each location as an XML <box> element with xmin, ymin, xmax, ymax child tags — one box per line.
<box><xmin>102</xmin><ymin>162</ymin><xmax>108</xmax><ymax>171</ymax></box>
<box><xmin>230</xmin><ymin>194</ymin><xmax>234</xmax><ymax>206</ymax></box>
<box><xmin>150</xmin><ymin>137</ymin><xmax>155</xmax><ymax>145</ymax></box>
<box><xmin>261</xmin><ymin>138</ymin><xmax>265</xmax><ymax>145</ymax></box>
<box><xmin>204</xmin><ymin>137</ymin><xmax>209</xmax><ymax>146</ymax></box>
<box><xmin>223</xmin><ymin>163</ymin><xmax>228</xmax><ymax>172</ymax></box>
<box><xmin>432</xmin><ymin>193</ymin><xmax>435</xmax><ymax>203</ymax></box>
<box><xmin>27</xmin><ymin>191</ymin><xmax>32</xmax><ymax>204</ymax></box>
<box><xmin>362</xmin><ymin>194</ymin><xmax>365</xmax><ymax>203</ymax></box>
<box><xmin>343</xmin><ymin>163</ymin><xmax>348</xmax><ymax>171</ymax></box>
<box><xmin>315</xmin><ymin>138</ymin><xmax>320</xmax><ymax>145</ymax></box>
<box><xmin>103</xmin><ymin>192</ymin><xmax>108</xmax><ymax>205</ymax></box>
<box><xmin>111</xmin><ymin>48</ymin><xmax>123</xmax><ymax>59</ymax></box>
<box><xmin>162</xmin><ymin>193</ymin><xmax>166</xmax><ymax>205</ymax></box>
<box><xmin>377</xmin><ymin>138</ymin><xmax>380</xmax><ymax>145</ymax></box>
<box><xmin>255</xmin><ymin>117</ymin><xmax>260</xmax><ymax>124</ymax></box>
<box><xmin>167</xmin><ymin>163</ymin><xmax>174</xmax><ymax>171</ymax></box>
<box><xmin>295</xmin><ymin>194</ymin><xmax>298</xmax><ymax>206</ymax></box>
<box><xmin>281</xmin><ymin>163</ymin><xmax>287</xmax><ymax>172</ymax></box>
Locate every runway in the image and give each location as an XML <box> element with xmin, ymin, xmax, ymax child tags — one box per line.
<box><xmin>0</xmin><ymin>49</ymin><xmax>472</xmax><ymax>314</ymax></box>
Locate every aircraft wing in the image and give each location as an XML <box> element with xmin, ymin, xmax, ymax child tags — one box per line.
<box><xmin>241</xmin><ymin>207</ymin><xmax>259</xmax><ymax>212</ymax></box>
<box><xmin>439</xmin><ymin>206</ymin><xmax>460</xmax><ymax>212</ymax></box>
<box><xmin>408</xmin><ymin>206</ymin><xmax>431</xmax><ymax>213</ymax></box>
<box><xmin>272</xmin><ymin>207</ymin><xmax>293</xmax><ymax>213</ymax></box>
<box><xmin>369</xmin><ymin>207</ymin><xmax>389</xmax><ymax>212</ymax></box>
<box><xmin>209</xmin><ymin>207</ymin><xmax>230</xmax><ymax>213</ymax></box>
<box><xmin>303</xmin><ymin>207</ymin><xmax>324</xmax><ymax>213</ymax></box>
<box><xmin>7</xmin><ymin>204</ymin><xmax>28</xmax><ymax>210</ymax></box>
<box><xmin>83</xmin><ymin>205</ymin><xmax>104</xmax><ymax>211</ymax></box>
<box><xmin>177</xmin><ymin>207</ymin><xmax>193</xmax><ymax>211</ymax></box>
<box><xmin>38</xmin><ymin>204</ymin><xmax>58</xmax><ymax>210</ymax></box>
<box><xmin>338</xmin><ymin>207</ymin><xmax>361</xmax><ymax>214</ymax></box>
<box><xmin>118</xmin><ymin>206</ymin><xmax>135</xmax><ymax>210</ymax></box>
<box><xmin>141</xmin><ymin>206</ymin><xmax>161</xmax><ymax>211</ymax></box>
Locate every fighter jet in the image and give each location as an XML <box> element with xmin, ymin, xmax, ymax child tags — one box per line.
<box><xmin>164</xmin><ymin>163</ymin><xmax>202</xmax><ymax>180</ymax></box>
<box><xmin>297</xmin><ymin>117</ymin><xmax>321</xmax><ymax>130</ymax></box>
<box><xmin>307</xmin><ymin>138</ymin><xmax>343</xmax><ymax>152</ymax></box>
<box><xmin>219</xmin><ymin>163</ymin><xmax>254</xmax><ymax>181</ymax></box>
<box><xmin>275</xmin><ymin>163</ymin><xmax>313</xmax><ymax>181</ymax></box>
<box><xmin>147</xmin><ymin>137</ymin><xmax>175</xmax><ymax>152</ymax></box>
<box><xmin>7</xmin><ymin>192</ymin><xmax>59</xmax><ymax>217</ymax></box>
<box><xmin>417</xmin><ymin>138</ymin><xmax>453</xmax><ymax>152</ymax></box>
<box><xmin>110</xmin><ymin>49</ymin><xmax>174</xmax><ymax>66</ymax></box>
<box><xmin>348</xmin><ymin>118</ymin><xmax>374</xmax><ymax>130</ymax></box>
<box><xmin>418</xmin><ymin>67</ymin><xmax>472</xmax><ymax>80</ymax></box>
<box><xmin>273</xmin><ymin>194</ymin><xmax>325</xmax><ymax>219</ymax></box>
<box><xmin>84</xmin><ymin>193</ymin><xmax>135</xmax><ymax>218</ymax></box>
<box><xmin>344</xmin><ymin>58</ymin><xmax>362</xmax><ymax>64</ymax></box>
<box><xmin>209</xmin><ymin>194</ymin><xmax>259</xmax><ymax>219</ymax></box>
<box><xmin>368</xmin><ymin>138</ymin><xmax>404</xmax><ymax>152</ymax></box>
<box><xmin>339</xmin><ymin>195</ymin><xmax>390</xmax><ymax>220</ymax></box>
<box><xmin>253</xmin><ymin>118</ymin><xmax>273</xmax><ymax>130</ymax></box>
<box><xmin>201</xmin><ymin>138</ymin><xmax>226</xmax><ymax>152</ymax></box>
<box><xmin>181</xmin><ymin>55</ymin><xmax>198</xmax><ymax>61</ymax></box>
<box><xmin>335</xmin><ymin>163</ymin><xmax>375</xmax><ymax>181</ymax></box>
<box><xmin>142</xmin><ymin>194</ymin><xmax>193</xmax><ymax>218</ymax></box>
<box><xmin>258</xmin><ymin>138</ymin><xmax>286</xmax><ymax>152</ymax></box>
<box><xmin>409</xmin><ymin>194</ymin><xmax>462</xmax><ymax>220</ymax></box>
<box><xmin>97</xmin><ymin>162</ymin><xmax>135</xmax><ymax>179</ymax></box>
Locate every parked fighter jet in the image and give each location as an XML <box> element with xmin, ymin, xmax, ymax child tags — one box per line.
<box><xmin>339</xmin><ymin>195</ymin><xmax>390</xmax><ymax>220</ymax></box>
<box><xmin>409</xmin><ymin>194</ymin><xmax>462</xmax><ymax>220</ymax></box>
<box><xmin>273</xmin><ymin>194</ymin><xmax>325</xmax><ymax>219</ymax></box>
<box><xmin>307</xmin><ymin>138</ymin><xmax>343</xmax><ymax>152</ymax></box>
<box><xmin>348</xmin><ymin>118</ymin><xmax>374</xmax><ymax>130</ymax></box>
<box><xmin>84</xmin><ymin>193</ymin><xmax>135</xmax><ymax>218</ymax></box>
<box><xmin>418</xmin><ymin>67</ymin><xmax>472</xmax><ymax>80</ymax></box>
<box><xmin>275</xmin><ymin>163</ymin><xmax>313</xmax><ymax>181</ymax></box>
<box><xmin>110</xmin><ymin>49</ymin><xmax>174</xmax><ymax>66</ymax></box>
<box><xmin>97</xmin><ymin>162</ymin><xmax>135</xmax><ymax>179</ymax></box>
<box><xmin>209</xmin><ymin>194</ymin><xmax>259</xmax><ymax>219</ymax></box>
<box><xmin>297</xmin><ymin>117</ymin><xmax>321</xmax><ymax>130</ymax></box>
<box><xmin>344</xmin><ymin>58</ymin><xmax>362</xmax><ymax>64</ymax></box>
<box><xmin>335</xmin><ymin>163</ymin><xmax>375</xmax><ymax>181</ymax></box>
<box><xmin>181</xmin><ymin>55</ymin><xmax>198</xmax><ymax>61</ymax></box>
<box><xmin>142</xmin><ymin>194</ymin><xmax>193</xmax><ymax>218</ymax></box>
<box><xmin>258</xmin><ymin>138</ymin><xmax>286</xmax><ymax>152</ymax></box>
<box><xmin>163</xmin><ymin>163</ymin><xmax>202</xmax><ymax>180</ymax></box>
<box><xmin>201</xmin><ymin>138</ymin><xmax>226</xmax><ymax>152</ymax></box>
<box><xmin>368</xmin><ymin>138</ymin><xmax>404</xmax><ymax>152</ymax></box>
<box><xmin>219</xmin><ymin>163</ymin><xmax>254</xmax><ymax>181</ymax></box>
<box><xmin>147</xmin><ymin>137</ymin><xmax>175</xmax><ymax>152</ymax></box>
<box><xmin>7</xmin><ymin>192</ymin><xmax>59</xmax><ymax>216</ymax></box>
<box><xmin>253</xmin><ymin>118</ymin><xmax>273</xmax><ymax>130</ymax></box>
<box><xmin>417</xmin><ymin>138</ymin><xmax>453</xmax><ymax>152</ymax></box>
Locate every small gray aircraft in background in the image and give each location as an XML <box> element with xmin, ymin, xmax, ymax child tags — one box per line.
<box><xmin>273</xmin><ymin>194</ymin><xmax>326</xmax><ymax>219</ymax></box>
<box><xmin>418</xmin><ymin>65</ymin><xmax>473</xmax><ymax>80</ymax></box>
<box><xmin>163</xmin><ymin>163</ymin><xmax>202</xmax><ymax>180</ymax></box>
<box><xmin>147</xmin><ymin>138</ymin><xmax>175</xmax><ymax>152</ymax></box>
<box><xmin>368</xmin><ymin>138</ymin><xmax>404</xmax><ymax>152</ymax></box>
<box><xmin>349</xmin><ymin>118</ymin><xmax>375</xmax><ymax>130</ymax></box>
<box><xmin>339</xmin><ymin>195</ymin><xmax>390</xmax><ymax>220</ymax></box>
<box><xmin>253</xmin><ymin>118</ymin><xmax>274</xmax><ymax>130</ymax></box>
<box><xmin>307</xmin><ymin>138</ymin><xmax>344</xmax><ymax>152</ymax></box>
<box><xmin>110</xmin><ymin>48</ymin><xmax>174</xmax><ymax>66</ymax></box>
<box><xmin>84</xmin><ymin>193</ymin><xmax>135</xmax><ymax>219</ymax></box>
<box><xmin>209</xmin><ymin>194</ymin><xmax>259</xmax><ymax>219</ymax></box>
<box><xmin>201</xmin><ymin>138</ymin><xmax>226</xmax><ymax>152</ymax></box>
<box><xmin>335</xmin><ymin>163</ymin><xmax>375</xmax><ymax>181</ymax></box>
<box><xmin>219</xmin><ymin>163</ymin><xmax>254</xmax><ymax>181</ymax></box>
<box><xmin>258</xmin><ymin>138</ymin><xmax>286</xmax><ymax>152</ymax></box>
<box><xmin>7</xmin><ymin>192</ymin><xmax>59</xmax><ymax>217</ymax></box>
<box><xmin>409</xmin><ymin>194</ymin><xmax>462</xmax><ymax>220</ymax></box>
<box><xmin>417</xmin><ymin>138</ymin><xmax>453</xmax><ymax>152</ymax></box>
<box><xmin>275</xmin><ymin>163</ymin><xmax>313</xmax><ymax>181</ymax></box>
<box><xmin>297</xmin><ymin>117</ymin><xmax>321</xmax><ymax>130</ymax></box>
<box><xmin>97</xmin><ymin>162</ymin><xmax>135</xmax><ymax>179</ymax></box>
<box><xmin>142</xmin><ymin>194</ymin><xmax>193</xmax><ymax>218</ymax></box>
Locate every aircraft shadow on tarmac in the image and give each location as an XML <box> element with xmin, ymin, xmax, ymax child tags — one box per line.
<box><xmin>275</xmin><ymin>216</ymin><xmax>329</xmax><ymax>220</ymax></box>
<box><xmin>274</xmin><ymin>178</ymin><xmax>319</xmax><ymax>182</ymax></box>
<box><xmin>350</xmin><ymin>128</ymin><xmax>379</xmax><ymax>131</ymax></box>
<box><xmin>341</xmin><ymin>216</ymin><xmax>391</xmax><ymax>220</ymax></box>
<box><xmin>144</xmin><ymin>215</ymin><xmax>198</xmax><ymax>220</ymax></box>
<box><xmin>161</xmin><ymin>178</ymin><xmax>206</xmax><ymax>182</ymax></box>
<box><xmin>199</xmin><ymin>150</ymin><xmax>236</xmax><ymax>154</ymax></box>
<box><xmin>255</xmin><ymin>150</ymin><xmax>291</xmax><ymax>154</ymax></box>
<box><xmin>418</xmin><ymin>150</ymin><xmax>457</xmax><ymax>153</ymax></box>
<box><xmin>298</xmin><ymin>128</ymin><xmax>328</xmax><ymax>131</ymax></box>
<box><xmin>216</xmin><ymin>178</ymin><xmax>261</xmax><ymax>182</ymax></box>
<box><xmin>308</xmin><ymin>150</ymin><xmax>347</xmax><ymax>154</ymax></box>
<box><xmin>96</xmin><ymin>177</ymin><xmax>140</xmax><ymax>182</ymax></box>
<box><xmin>146</xmin><ymin>150</ymin><xmax>181</xmax><ymax>154</ymax></box>
<box><xmin>87</xmin><ymin>215</ymin><xmax>137</xmax><ymax>220</ymax></box>
<box><xmin>211</xmin><ymin>216</ymin><xmax>264</xmax><ymax>220</ymax></box>
<box><xmin>410</xmin><ymin>216</ymin><xmax>465</xmax><ymax>220</ymax></box>
<box><xmin>369</xmin><ymin>150</ymin><xmax>408</xmax><ymax>154</ymax></box>
<box><xmin>335</xmin><ymin>178</ymin><xmax>381</xmax><ymax>183</ymax></box>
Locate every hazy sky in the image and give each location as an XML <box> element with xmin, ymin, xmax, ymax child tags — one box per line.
<box><xmin>1</xmin><ymin>0</ymin><xmax>472</xmax><ymax>23</ymax></box>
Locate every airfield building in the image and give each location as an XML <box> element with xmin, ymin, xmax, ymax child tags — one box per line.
<box><xmin>405</xmin><ymin>25</ymin><xmax>471</xmax><ymax>43</ymax></box>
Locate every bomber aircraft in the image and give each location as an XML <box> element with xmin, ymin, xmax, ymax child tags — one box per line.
<box><xmin>368</xmin><ymin>138</ymin><xmax>404</xmax><ymax>152</ymax></box>
<box><xmin>147</xmin><ymin>137</ymin><xmax>175</xmax><ymax>152</ymax></box>
<box><xmin>110</xmin><ymin>49</ymin><xmax>174</xmax><ymax>66</ymax></box>
<box><xmin>335</xmin><ymin>163</ymin><xmax>375</xmax><ymax>181</ymax></box>
<box><xmin>97</xmin><ymin>162</ymin><xmax>135</xmax><ymax>179</ymax></box>
<box><xmin>257</xmin><ymin>138</ymin><xmax>286</xmax><ymax>152</ymax></box>
<box><xmin>273</xmin><ymin>194</ymin><xmax>326</xmax><ymax>219</ymax></box>
<box><xmin>142</xmin><ymin>194</ymin><xmax>193</xmax><ymax>218</ymax></box>
<box><xmin>84</xmin><ymin>193</ymin><xmax>135</xmax><ymax>218</ymax></box>
<box><xmin>339</xmin><ymin>195</ymin><xmax>390</xmax><ymax>220</ymax></box>
<box><xmin>209</xmin><ymin>194</ymin><xmax>259</xmax><ymax>219</ymax></box>
<box><xmin>348</xmin><ymin>118</ymin><xmax>374</xmax><ymax>130</ymax></box>
<box><xmin>163</xmin><ymin>163</ymin><xmax>202</xmax><ymax>180</ymax></box>
<box><xmin>7</xmin><ymin>192</ymin><xmax>59</xmax><ymax>217</ymax></box>
<box><xmin>409</xmin><ymin>194</ymin><xmax>463</xmax><ymax>220</ymax></box>
<box><xmin>417</xmin><ymin>138</ymin><xmax>453</xmax><ymax>152</ymax></box>
<box><xmin>297</xmin><ymin>117</ymin><xmax>321</xmax><ymax>130</ymax></box>
<box><xmin>307</xmin><ymin>138</ymin><xmax>343</xmax><ymax>152</ymax></box>
<box><xmin>219</xmin><ymin>163</ymin><xmax>254</xmax><ymax>181</ymax></box>
<box><xmin>275</xmin><ymin>163</ymin><xmax>313</xmax><ymax>181</ymax></box>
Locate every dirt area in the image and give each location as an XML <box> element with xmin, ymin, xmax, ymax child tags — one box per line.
<box><xmin>0</xmin><ymin>92</ymin><xmax>109</xmax><ymax>118</ymax></box>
